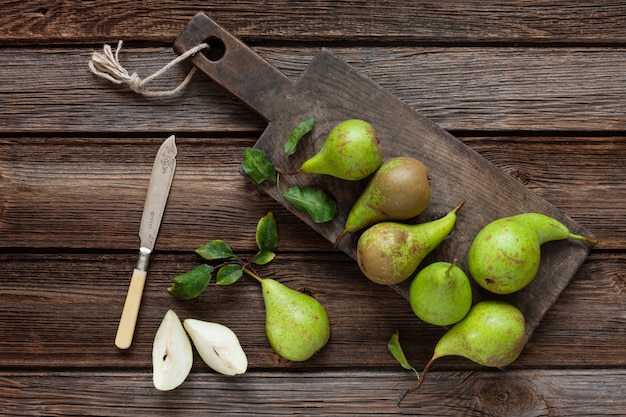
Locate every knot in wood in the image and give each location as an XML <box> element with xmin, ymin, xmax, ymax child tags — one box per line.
<box><xmin>510</xmin><ymin>168</ymin><xmax>531</xmax><ymax>185</ymax></box>
<box><xmin>473</xmin><ymin>375</ymin><xmax>549</xmax><ymax>416</ymax></box>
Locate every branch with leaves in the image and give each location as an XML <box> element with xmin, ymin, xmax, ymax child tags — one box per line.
<box><xmin>168</xmin><ymin>212</ymin><xmax>279</xmax><ymax>300</ymax></box>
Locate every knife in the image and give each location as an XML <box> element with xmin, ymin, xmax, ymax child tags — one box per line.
<box><xmin>115</xmin><ymin>135</ymin><xmax>177</xmax><ymax>349</ymax></box>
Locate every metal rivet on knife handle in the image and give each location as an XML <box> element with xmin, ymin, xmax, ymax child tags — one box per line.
<box><xmin>115</xmin><ymin>136</ymin><xmax>177</xmax><ymax>349</ymax></box>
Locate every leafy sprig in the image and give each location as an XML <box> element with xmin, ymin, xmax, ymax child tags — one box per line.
<box><xmin>168</xmin><ymin>212</ymin><xmax>279</xmax><ymax>299</ymax></box>
<box><xmin>240</xmin><ymin>117</ymin><xmax>338</xmax><ymax>224</ymax></box>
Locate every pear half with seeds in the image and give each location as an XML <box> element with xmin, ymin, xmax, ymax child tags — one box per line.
<box><xmin>183</xmin><ymin>319</ymin><xmax>248</xmax><ymax>376</ymax></box>
<box><xmin>152</xmin><ymin>309</ymin><xmax>193</xmax><ymax>391</ymax></box>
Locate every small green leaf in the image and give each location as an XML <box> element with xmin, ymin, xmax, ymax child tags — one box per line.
<box><xmin>216</xmin><ymin>264</ymin><xmax>244</xmax><ymax>285</ymax></box>
<box><xmin>388</xmin><ymin>330</ymin><xmax>419</xmax><ymax>378</ymax></box>
<box><xmin>284</xmin><ymin>117</ymin><xmax>315</xmax><ymax>156</ymax></box>
<box><xmin>252</xmin><ymin>250</ymin><xmax>276</xmax><ymax>265</ymax></box>
<box><xmin>242</xmin><ymin>147</ymin><xmax>277</xmax><ymax>184</ymax></box>
<box><xmin>283</xmin><ymin>186</ymin><xmax>338</xmax><ymax>223</ymax></box>
<box><xmin>168</xmin><ymin>264</ymin><xmax>213</xmax><ymax>300</ymax></box>
<box><xmin>195</xmin><ymin>240</ymin><xmax>237</xmax><ymax>261</ymax></box>
<box><xmin>256</xmin><ymin>212</ymin><xmax>279</xmax><ymax>253</ymax></box>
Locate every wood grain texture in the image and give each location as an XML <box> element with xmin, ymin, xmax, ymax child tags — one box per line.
<box><xmin>3</xmin><ymin>47</ymin><xmax>626</xmax><ymax>133</ymax></box>
<box><xmin>0</xmin><ymin>252</ymin><xmax>623</xmax><ymax>369</ymax></box>
<box><xmin>1</xmin><ymin>137</ymin><xmax>621</xmax><ymax>250</ymax></box>
<box><xmin>3</xmin><ymin>369</ymin><xmax>626</xmax><ymax>416</ymax></box>
<box><xmin>1</xmin><ymin>3</ymin><xmax>625</xmax><ymax>415</ymax></box>
<box><xmin>2</xmin><ymin>1</ymin><xmax>626</xmax><ymax>44</ymax></box>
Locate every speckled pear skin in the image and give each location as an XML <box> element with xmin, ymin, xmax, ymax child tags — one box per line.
<box><xmin>468</xmin><ymin>213</ymin><xmax>596</xmax><ymax>295</ymax></box>
<box><xmin>299</xmin><ymin>119</ymin><xmax>383</xmax><ymax>181</ymax></box>
<box><xmin>433</xmin><ymin>300</ymin><xmax>526</xmax><ymax>368</ymax></box>
<box><xmin>261</xmin><ymin>278</ymin><xmax>330</xmax><ymax>362</ymax></box>
<box><xmin>356</xmin><ymin>203</ymin><xmax>462</xmax><ymax>285</ymax></box>
<box><xmin>344</xmin><ymin>156</ymin><xmax>431</xmax><ymax>234</ymax></box>
<box><xmin>409</xmin><ymin>261</ymin><xmax>472</xmax><ymax>326</ymax></box>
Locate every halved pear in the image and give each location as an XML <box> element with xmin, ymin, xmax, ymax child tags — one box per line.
<box><xmin>152</xmin><ymin>309</ymin><xmax>193</xmax><ymax>391</ymax></box>
<box><xmin>183</xmin><ymin>319</ymin><xmax>248</xmax><ymax>376</ymax></box>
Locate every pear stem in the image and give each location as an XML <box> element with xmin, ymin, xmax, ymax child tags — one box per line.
<box><xmin>452</xmin><ymin>200</ymin><xmax>465</xmax><ymax>214</ymax></box>
<box><xmin>333</xmin><ymin>229</ymin><xmax>348</xmax><ymax>249</ymax></box>
<box><xmin>243</xmin><ymin>267</ymin><xmax>264</xmax><ymax>284</ymax></box>
<box><xmin>445</xmin><ymin>259</ymin><xmax>458</xmax><ymax>276</ymax></box>
<box><xmin>397</xmin><ymin>356</ymin><xmax>436</xmax><ymax>407</ymax></box>
<box><xmin>569</xmin><ymin>233</ymin><xmax>599</xmax><ymax>245</ymax></box>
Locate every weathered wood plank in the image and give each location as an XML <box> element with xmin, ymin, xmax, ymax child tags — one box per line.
<box><xmin>2</xmin><ymin>1</ymin><xmax>626</xmax><ymax>44</ymax></box>
<box><xmin>2</xmin><ymin>47</ymin><xmax>626</xmax><ymax>133</ymax></box>
<box><xmin>3</xmin><ymin>368</ymin><xmax>626</xmax><ymax>416</ymax></box>
<box><xmin>0</xmin><ymin>252</ymin><xmax>623</xmax><ymax>369</ymax></box>
<box><xmin>1</xmin><ymin>136</ymin><xmax>622</xmax><ymax>250</ymax></box>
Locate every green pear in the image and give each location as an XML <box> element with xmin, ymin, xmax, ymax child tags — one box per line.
<box><xmin>259</xmin><ymin>278</ymin><xmax>330</xmax><ymax>362</ymax></box>
<box><xmin>468</xmin><ymin>213</ymin><xmax>598</xmax><ymax>294</ymax></box>
<box><xmin>356</xmin><ymin>202</ymin><xmax>463</xmax><ymax>285</ymax></box>
<box><xmin>299</xmin><ymin>119</ymin><xmax>383</xmax><ymax>180</ymax></box>
<box><xmin>409</xmin><ymin>260</ymin><xmax>472</xmax><ymax>326</ymax></box>
<box><xmin>335</xmin><ymin>156</ymin><xmax>431</xmax><ymax>246</ymax></box>
<box><xmin>152</xmin><ymin>309</ymin><xmax>193</xmax><ymax>391</ymax></box>
<box><xmin>183</xmin><ymin>319</ymin><xmax>248</xmax><ymax>376</ymax></box>
<box><xmin>401</xmin><ymin>300</ymin><xmax>525</xmax><ymax>400</ymax></box>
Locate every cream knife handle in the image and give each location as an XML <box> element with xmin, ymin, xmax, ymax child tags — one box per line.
<box><xmin>115</xmin><ymin>268</ymin><xmax>147</xmax><ymax>349</ymax></box>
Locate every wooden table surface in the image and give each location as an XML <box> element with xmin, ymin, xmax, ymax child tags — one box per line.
<box><xmin>2</xmin><ymin>2</ymin><xmax>625</xmax><ymax>416</ymax></box>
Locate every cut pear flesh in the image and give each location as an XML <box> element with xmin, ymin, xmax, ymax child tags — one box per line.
<box><xmin>184</xmin><ymin>318</ymin><xmax>248</xmax><ymax>376</ymax></box>
<box><xmin>152</xmin><ymin>309</ymin><xmax>194</xmax><ymax>391</ymax></box>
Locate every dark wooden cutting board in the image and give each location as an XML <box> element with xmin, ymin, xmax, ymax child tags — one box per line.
<box><xmin>174</xmin><ymin>12</ymin><xmax>595</xmax><ymax>345</ymax></box>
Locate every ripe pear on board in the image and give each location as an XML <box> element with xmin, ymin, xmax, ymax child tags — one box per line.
<box><xmin>409</xmin><ymin>260</ymin><xmax>472</xmax><ymax>326</ymax></box>
<box><xmin>399</xmin><ymin>300</ymin><xmax>526</xmax><ymax>404</ymax></box>
<box><xmin>335</xmin><ymin>156</ymin><xmax>431</xmax><ymax>246</ymax></box>
<box><xmin>257</xmin><ymin>278</ymin><xmax>330</xmax><ymax>362</ymax></box>
<box><xmin>152</xmin><ymin>309</ymin><xmax>193</xmax><ymax>391</ymax></box>
<box><xmin>298</xmin><ymin>119</ymin><xmax>383</xmax><ymax>180</ymax></box>
<box><xmin>468</xmin><ymin>213</ymin><xmax>598</xmax><ymax>295</ymax></box>
<box><xmin>183</xmin><ymin>319</ymin><xmax>248</xmax><ymax>376</ymax></box>
<box><xmin>356</xmin><ymin>202</ymin><xmax>464</xmax><ymax>285</ymax></box>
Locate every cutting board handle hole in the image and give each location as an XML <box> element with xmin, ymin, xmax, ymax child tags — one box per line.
<box><xmin>202</xmin><ymin>37</ymin><xmax>226</xmax><ymax>62</ymax></box>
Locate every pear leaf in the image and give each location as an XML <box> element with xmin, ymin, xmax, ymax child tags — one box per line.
<box><xmin>252</xmin><ymin>250</ymin><xmax>276</xmax><ymax>266</ymax></box>
<box><xmin>256</xmin><ymin>212</ymin><xmax>279</xmax><ymax>253</ymax></box>
<box><xmin>242</xmin><ymin>147</ymin><xmax>277</xmax><ymax>184</ymax></box>
<box><xmin>388</xmin><ymin>330</ymin><xmax>419</xmax><ymax>378</ymax></box>
<box><xmin>168</xmin><ymin>264</ymin><xmax>213</xmax><ymax>300</ymax></box>
<box><xmin>283</xmin><ymin>186</ymin><xmax>338</xmax><ymax>223</ymax></box>
<box><xmin>216</xmin><ymin>264</ymin><xmax>244</xmax><ymax>285</ymax></box>
<box><xmin>284</xmin><ymin>117</ymin><xmax>315</xmax><ymax>156</ymax></box>
<box><xmin>196</xmin><ymin>240</ymin><xmax>237</xmax><ymax>261</ymax></box>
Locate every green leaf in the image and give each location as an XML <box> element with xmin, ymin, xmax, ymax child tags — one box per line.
<box><xmin>256</xmin><ymin>212</ymin><xmax>279</xmax><ymax>253</ymax></box>
<box><xmin>252</xmin><ymin>250</ymin><xmax>276</xmax><ymax>266</ymax></box>
<box><xmin>168</xmin><ymin>264</ymin><xmax>213</xmax><ymax>300</ymax></box>
<box><xmin>216</xmin><ymin>264</ymin><xmax>244</xmax><ymax>285</ymax></box>
<box><xmin>284</xmin><ymin>117</ymin><xmax>315</xmax><ymax>156</ymax></box>
<box><xmin>241</xmin><ymin>147</ymin><xmax>277</xmax><ymax>184</ymax></box>
<box><xmin>195</xmin><ymin>240</ymin><xmax>237</xmax><ymax>261</ymax></box>
<box><xmin>283</xmin><ymin>186</ymin><xmax>338</xmax><ymax>223</ymax></box>
<box><xmin>388</xmin><ymin>330</ymin><xmax>419</xmax><ymax>378</ymax></box>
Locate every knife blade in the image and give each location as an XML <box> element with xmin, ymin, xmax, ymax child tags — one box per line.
<box><xmin>115</xmin><ymin>135</ymin><xmax>177</xmax><ymax>349</ymax></box>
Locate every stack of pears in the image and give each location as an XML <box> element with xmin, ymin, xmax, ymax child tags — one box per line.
<box><xmin>397</xmin><ymin>211</ymin><xmax>597</xmax><ymax>401</ymax></box>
